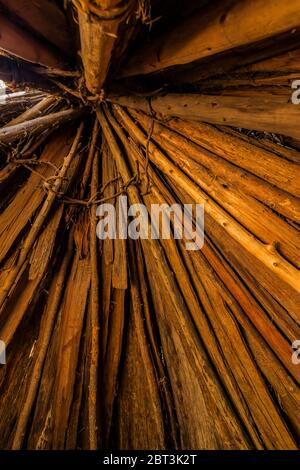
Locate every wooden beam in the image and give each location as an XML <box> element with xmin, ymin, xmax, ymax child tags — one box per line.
<box><xmin>162</xmin><ymin>31</ymin><xmax>300</xmax><ymax>85</ymax></box>
<box><xmin>0</xmin><ymin>123</ymin><xmax>84</xmax><ymax>312</ymax></box>
<box><xmin>0</xmin><ymin>0</ymin><xmax>72</xmax><ymax>55</ymax></box>
<box><xmin>119</xmin><ymin>0</ymin><xmax>300</xmax><ymax>77</ymax></box>
<box><xmin>112</xmin><ymin>104</ymin><xmax>300</xmax><ymax>295</ymax></box>
<box><xmin>129</xmin><ymin>109</ymin><xmax>300</xmax><ymax>222</ymax></box>
<box><xmin>0</xmin><ymin>13</ymin><xmax>66</xmax><ymax>67</ymax></box>
<box><xmin>239</xmin><ymin>47</ymin><xmax>300</xmax><ymax>73</ymax></box>
<box><xmin>98</xmin><ymin>106</ymin><xmax>252</xmax><ymax>450</ymax></box>
<box><xmin>0</xmin><ymin>56</ymin><xmax>58</xmax><ymax>92</ymax></box>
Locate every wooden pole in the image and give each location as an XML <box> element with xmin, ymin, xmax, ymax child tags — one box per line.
<box><xmin>113</xmin><ymin>104</ymin><xmax>300</xmax><ymax>295</ymax></box>
<box><xmin>0</xmin><ymin>122</ymin><xmax>84</xmax><ymax>311</ymax></box>
<box><xmin>97</xmin><ymin>106</ymin><xmax>251</xmax><ymax>449</ymax></box>
<box><xmin>0</xmin><ymin>13</ymin><xmax>66</xmax><ymax>67</ymax></box>
<box><xmin>11</xmin><ymin>233</ymin><xmax>74</xmax><ymax>449</ymax></box>
<box><xmin>130</xmin><ymin>110</ymin><xmax>300</xmax><ymax>222</ymax></box>
<box><xmin>4</xmin><ymin>95</ymin><xmax>61</xmax><ymax>128</ymax></box>
<box><xmin>110</xmin><ymin>93</ymin><xmax>300</xmax><ymax>141</ymax></box>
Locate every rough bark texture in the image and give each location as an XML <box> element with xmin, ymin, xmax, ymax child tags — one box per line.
<box><xmin>0</xmin><ymin>0</ymin><xmax>299</xmax><ymax>452</ymax></box>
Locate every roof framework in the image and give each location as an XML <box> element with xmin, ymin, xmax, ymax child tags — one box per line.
<box><xmin>0</xmin><ymin>0</ymin><xmax>299</xmax><ymax>450</ymax></box>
